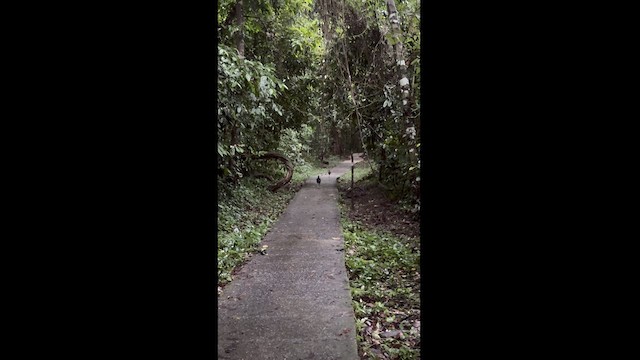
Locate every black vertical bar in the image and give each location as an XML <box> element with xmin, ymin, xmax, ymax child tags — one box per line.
<box><xmin>351</xmin><ymin>165</ymin><xmax>354</xmax><ymax>209</ymax></box>
<box><xmin>351</xmin><ymin>165</ymin><xmax>354</xmax><ymax>189</ymax></box>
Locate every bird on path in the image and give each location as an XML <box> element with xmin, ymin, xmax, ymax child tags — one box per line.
<box><xmin>328</xmin><ymin>169</ymin><xmax>331</xmax><ymax>176</ymax></box>
<box><xmin>317</xmin><ymin>175</ymin><xmax>321</xmax><ymax>185</ymax></box>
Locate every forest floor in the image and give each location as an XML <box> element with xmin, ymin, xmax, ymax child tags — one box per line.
<box><xmin>337</xmin><ymin>161</ymin><xmax>421</xmax><ymax>359</ymax></box>
<box><xmin>339</xmin><ymin>168</ymin><xmax>420</xmax><ymax>240</ymax></box>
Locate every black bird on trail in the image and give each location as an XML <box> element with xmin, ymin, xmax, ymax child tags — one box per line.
<box><xmin>316</xmin><ymin>175</ymin><xmax>321</xmax><ymax>185</ymax></box>
<box><xmin>328</xmin><ymin>169</ymin><xmax>331</xmax><ymax>175</ymax></box>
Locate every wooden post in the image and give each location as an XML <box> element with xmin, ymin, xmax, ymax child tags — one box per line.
<box><xmin>351</xmin><ymin>165</ymin><xmax>354</xmax><ymax>188</ymax></box>
<box><xmin>351</xmin><ymin>165</ymin><xmax>354</xmax><ymax>209</ymax></box>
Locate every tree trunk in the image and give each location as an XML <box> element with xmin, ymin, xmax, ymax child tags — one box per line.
<box><xmin>229</xmin><ymin>0</ymin><xmax>245</xmax><ymax>174</ymax></box>
<box><xmin>386</xmin><ymin>2</ymin><xmax>403</xmax><ymax>65</ymax></box>
<box><xmin>320</xmin><ymin>0</ymin><xmax>330</xmax><ymax>41</ymax></box>
<box><xmin>235</xmin><ymin>0</ymin><xmax>245</xmax><ymax>58</ymax></box>
<box><xmin>386</xmin><ymin>0</ymin><xmax>416</xmax><ymax>163</ymax></box>
<box><xmin>386</xmin><ymin>0</ymin><xmax>409</xmax><ymax>113</ymax></box>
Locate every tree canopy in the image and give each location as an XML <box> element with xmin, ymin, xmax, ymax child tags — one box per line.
<box><xmin>218</xmin><ymin>0</ymin><xmax>421</xmax><ymax>208</ymax></box>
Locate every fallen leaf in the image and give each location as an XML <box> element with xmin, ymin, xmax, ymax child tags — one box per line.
<box><xmin>380</xmin><ymin>330</ymin><xmax>404</xmax><ymax>339</ymax></box>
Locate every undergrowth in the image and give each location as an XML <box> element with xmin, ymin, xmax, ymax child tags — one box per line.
<box><xmin>339</xmin><ymin>168</ymin><xmax>421</xmax><ymax>359</ymax></box>
<box><xmin>337</xmin><ymin>160</ymin><xmax>377</xmax><ymax>186</ymax></box>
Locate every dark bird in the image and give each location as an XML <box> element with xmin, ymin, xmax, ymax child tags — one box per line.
<box><xmin>328</xmin><ymin>169</ymin><xmax>331</xmax><ymax>175</ymax></box>
<box><xmin>316</xmin><ymin>175</ymin><xmax>321</xmax><ymax>185</ymax></box>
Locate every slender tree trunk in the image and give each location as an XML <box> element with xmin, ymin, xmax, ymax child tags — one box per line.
<box><xmin>386</xmin><ymin>2</ymin><xmax>403</xmax><ymax>64</ymax></box>
<box><xmin>386</xmin><ymin>0</ymin><xmax>409</xmax><ymax>113</ymax></box>
<box><xmin>229</xmin><ymin>0</ymin><xmax>245</xmax><ymax>175</ymax></box>
<box><xmin>386</xmin><ymin>0</ymin><xmax>416</xmax><ymax>164</ymax></box>
<box><xmin>235</xmin><ymin>0</ymin><xmax>245</xmax><ymax>58</ymax></box>
<box><xmin>320</xmin><ymin>0</ymin><xmax>330</xmax><ymax>41</ymax></box>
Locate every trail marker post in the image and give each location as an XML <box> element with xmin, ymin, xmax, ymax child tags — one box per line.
<box><xmin>351</xmin><ymin>165</ymin><xmax>354</xmax><ymax>209</ymax></box>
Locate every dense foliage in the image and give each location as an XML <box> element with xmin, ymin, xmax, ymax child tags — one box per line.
<box><xmin>218</xmin><ymin>0</ymin><xmax>420</xmax><ymax>207</ymax></box>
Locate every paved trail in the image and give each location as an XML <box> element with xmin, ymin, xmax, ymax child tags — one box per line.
<box><xmin>218</xmin><ymin>154</ymin><xmax>365</xmax><ymax>359</ymax></box>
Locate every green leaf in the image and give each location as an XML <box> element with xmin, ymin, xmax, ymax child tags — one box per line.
<box><xmin>217</xmin><ymin>143</ymin><xmax>228</xmax><ymax>157</ymax></box>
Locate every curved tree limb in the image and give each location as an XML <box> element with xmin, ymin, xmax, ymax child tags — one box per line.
<box><xmin>252</xmin><ymin>152</ymin><xmax>294</xmax><ymax>192</ymax></box>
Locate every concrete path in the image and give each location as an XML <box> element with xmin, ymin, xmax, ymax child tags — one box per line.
<box><xmin>218</xmin><ymin>154</ymin><xmax>364</xmax><ymax>359</ymax></box>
